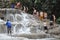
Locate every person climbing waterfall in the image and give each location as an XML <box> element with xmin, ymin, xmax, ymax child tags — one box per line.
<box><xmin>50</xmin><ymin>14</ymin><xmax>56</xmax><ymax>26</ymax></box>
<box><xmin>43</xmin><ymin>21</ymin><xmax>48</xmax><ymax>33</ymax></box>
<box><xmin>39</xmin><ymin>11</ymin><xmax>44</xmax><ymax>21</ymax></box>
<box><xmin>6</xmin><ymin>20</ymin><xmax>12</xmax><ymax>35</ymax></box>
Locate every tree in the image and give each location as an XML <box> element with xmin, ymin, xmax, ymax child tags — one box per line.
<box><xmin>5</xmin><ymin>0</ymin><xmax>59</xmax><ymax>18</ymax></box>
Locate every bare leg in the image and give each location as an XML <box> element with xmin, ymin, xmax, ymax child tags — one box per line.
<box><xmin>9</xmin><ymin>28</ymin><xmax>11</xmax><ymax>35</ymax></box>
<box><xmin>7</xmin><ymin>28</ymin><xmax>9</xmax><ymax>34</ymax></box>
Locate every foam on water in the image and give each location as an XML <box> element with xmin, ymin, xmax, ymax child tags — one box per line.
<box><xmin>12</xmin><ymin>12</ymin><xmax>31</xmax><ymax>34</ymax></box>
<box><xmin>0</xmin><ymin>34</ymin><xmax>57</xmax><ymax>40</ymax></box>
<box><xmin>0</xmin><ymin>10</ymin><xmax>42</xmax><ymax>34</ymax></box>
<box><xmin>0</xmin><ymin>34</ymin><xmax>13</xmax><ymax>39</ymax></box>
<box><xmin>18</xmin><ymin>27</ymin><xmax>31</xmax><ymax>34</ymax></box>
<box><xmin>0</xmin><ymin>34</ymin><xmax>28</xmax><ymax>40</ymax></box>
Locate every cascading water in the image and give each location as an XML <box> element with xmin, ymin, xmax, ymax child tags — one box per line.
<box><xmin>0</xmin><ymin>9</ymin><xmax>59</xmax><ymax>40</ymax></box>
<box><xmin>5</xmin><ymin>9</ymin><xmax>47</xmax><ymax>36</ymax></box>
<box><xmin>6</xmin><ymin>14</ymin><xmax>15</xmax><ymax>22</ymax></box>
<box><xmin>6</xmin><ymin>11</ymin><xmax>32</xmax><ymax>34</ymax></box>
<box><xmin>11</xmin><ymin>12</ymin><xmax>35</xmax><ymax>34</ymax></box>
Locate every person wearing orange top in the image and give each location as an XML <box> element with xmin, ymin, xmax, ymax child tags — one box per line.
<box><xmin>33</xmin><ymin>8</ymin><xmax>37</xmax><ymax>16</ymax></box>
<box><xmin>44</xmin><ymin>12</ymin><xmax>47</xmax><ymax>19</ymax></box>
<box><xmin>39</xmin><ymin>11</ymin><xmax>44</xmax><ymax>21</ymax></box>
<box><xmin>43</xmin><ymin>12</ymin><xmax>48</xmax><ymax>24</ymax></box>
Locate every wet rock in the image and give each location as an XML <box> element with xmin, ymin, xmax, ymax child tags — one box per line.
<box><xmin>0</xmin><ymin>24</ymin><xmax>6</xmax><ymax>33</ymax></box>
<box><xmin>12</xmin><ymin>31</ymin><xmax>52</xmax><ymax>39</ymax></box>
<box><xmin>48</xmin><ymin>27</ymin><xmax>60</xmax><ymax>35</ymax></box>
<box><xmin>1</xmin><ymin>9</ymin><xmax>60</xmax><ymax>39</ymax></box>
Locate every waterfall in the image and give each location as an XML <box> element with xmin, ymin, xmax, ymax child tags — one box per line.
<box><xmin>6</xmin><ymin>14</ymin><xmax>15</xmax><ymax>22</ymax></box>
<box><xmin>0</xmin><ymin>9</ymin><xmax>42</xmax><ymax>34</ymax></box>
<box><xmin>0</xmin><ymin>9</ymin><xmax>59</xmax><ymax>39</ymax></box>
<box><xmin>5</xmin><ymin>10</ymin><xmax>41</xmax><ymax>34</ymax></box>
<box><xmin>5</xmin><ymin>11</ymin><xmax>31</xmax><ymax>34</ymax></box>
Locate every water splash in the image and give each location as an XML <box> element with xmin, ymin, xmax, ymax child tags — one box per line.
<box><xmin>5</xmin><ymin>9</ymin><xmax>41</xmax><ymax>34</ymax></box>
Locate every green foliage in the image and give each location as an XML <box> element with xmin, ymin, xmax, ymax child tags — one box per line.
<box><xmin>0</xmin><ymin>0</ymin><xmax>59</xmax><ymax>18</ymax></box>
<box><xmin>10</xmin><ymin>0</ymin><xmax>15</xmax><ymax>3</ymax></box>
<box><xmin>56</xmin><ymin>17</ymin><xmax>60</xmax><ymax>24</ymax></box>
<box><xmin>15</xmin><ymin>0</ymin><xmax>56</xmax><ymax>14</ymax></box>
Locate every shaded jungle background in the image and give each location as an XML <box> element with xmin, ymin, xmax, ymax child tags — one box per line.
<box><xmin>0</xmin><ymin>0</ymin><xmax>60</xmax><ymax>23</ymax></box>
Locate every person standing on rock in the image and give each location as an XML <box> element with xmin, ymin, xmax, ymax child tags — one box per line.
<box><xmin>33</xmin><ymin>8</ymin><xmax>37</xmax><ymax>16</ymax></box>
<box><xmin>6</xmin><ymin>20</ymin><xmax>12</xmax><ymax>34</ymax></box>
<box><xmin>50</xmin><ymin>14</ymin><xmax>56</xmax><ymax>26</ymax></box>
<box><xmin>15</xmin><ymin>2</ymin><xmax>22</xmax><ymax>9</ymax></box>
<box><xmin>39</xmin><ymin>11</ymin><xmax>44</xmax><ymax>21</ymax></box>
<box><xmin>44</xmin><ymin>12</ymin><xmax>48</xmax><ymax>20</ymax></box>
<box><xmin>53</xmin><ymin>14</ymin><xmax>56</xmax><ymax>27</ymax></box>
<box><xmin>50</xmin><ymin>14</ymin><xmax>53</xmax><ymax>26</ymax></box>
<box><xmin>43</xmin><ymin>21</ymin><xmax>48</xmax><ymax>33</ymax></box>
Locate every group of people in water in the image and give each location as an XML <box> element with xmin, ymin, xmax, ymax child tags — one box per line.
<box><xmin>5</xmin><ymin>2</ymin><xmax>57</xmax><ymax>34</ymax></box>
<box><xmin>33</xmin><ymin>8</ymin><xmax>56</xmax><ymax>33</ymax></box>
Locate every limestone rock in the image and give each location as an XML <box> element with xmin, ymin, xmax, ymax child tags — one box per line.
<box><xmin>48</xmin><ymin>27</ymin><xmax>60</xmax><ymax>35</ymax></box>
